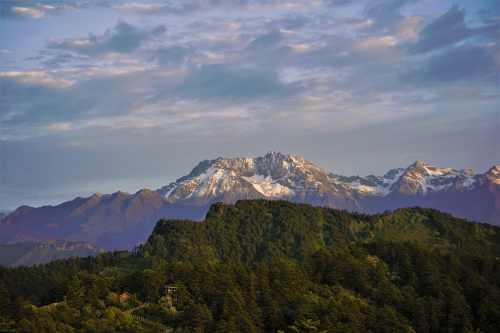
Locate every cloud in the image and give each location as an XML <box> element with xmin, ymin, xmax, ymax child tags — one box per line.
<box><xmin>156</xmin><ymin>64</ymin><xmax>297</xmax><ymax>102</ymax></box>
<box><xmin>410</xmin><ymin>5</ymin><xmax>470</xmax><ymax>54</ymax></box>
<box><xmin>0</xmin><ymin>68</ymin><xmax>150</xmax><ymax>131</ymax></box>
<box><xmin>45</xmin><ymin>123</ymin><xmax>71</xmax><ymax>131</ymax></box>
<box><xmin>48</xmin><ymin>20</ymin><xmax>165</xmax><ymax>57</ymax></box>
<box><xmin>244</xmin><ymin>28</ymin><xmax>284</xmax><ymax>52</ymax></box>
<box><xmin>0</xmin><ymin>50</ymin><xmax>13</xmax><ymax>54</ymax></box>
<box><xmin>410</xmin><ymin>5</ymin><xmax>499</xmax><ymax>54</ymax></box>
<box><xmin>154</xmin><ymin>46</ymin><xmax>192</xmax><ymax>66</ymax></box>
<box><xmin>40</xmin><ymin>53</ymin><xmax>79</xmax><ymax>68</ymax></box>
<box><xmin>118</xmin><ymin>3</ymin><xmax>164</xmax><ymax>15</ymax></box>
<box><xmin>117</xmin><ymin>0</ymin><xmax>249</xmax><ymax>16</ymax></box>
<box><xmin>0</xmin><ymin>71</ymin><xmax>73</xmax><ymax>88</ymax></box>
<box><xmin>267</xmin><ymin>14</ymin><xmax>308</xmax><ymax>31</ymax></box>
<box><xmin>420</xmin><ymin>46</ymin><xmax>498</xmax><ymax>82</ymax></box>
<box><xmin>355</xmin><ymin>36</ymin><xmax>397</xmax><ymax>50</ymax></box>
<box><xmin>11</xmin><ymin>6</ymin><xmax>45</xmax><ymax>18</ymax></box>
<box><xmin>363</xmin><ymin>0</ymin><xmax>417</xmax><ymax>33</ymax></box>
<box><xmin>0</xmin><ymin>2</ymin><xmax>76</xmax><ymax>19</ymax></box>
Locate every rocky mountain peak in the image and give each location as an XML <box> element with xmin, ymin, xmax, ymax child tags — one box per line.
<box><xmin>487</xmin><ymin>165</ymin><xmax>500</xmax><ymax>174</ymax></box>
<box><xmin>134</xmin><ymin>188</ymin><xmax>156</xmax><ymax>195</ymax></box>
<box><xmin>411</xmin><ymin>160</ymin><xmax>427</xmax><ymax>168</ymax></box>
<box><xmin>484</xmin><ymin>165</ymin><xmax>500</xmax><ymax>184</ymax></box>
<box><xmin>155</xmin><ymin>152</ymin><xmax>338</xmax><ymax>206</ymax></box>
<box><xmin>460</xmin><ymin>169</ymin><xmax>476</xmax><ymax>177</ymax></box>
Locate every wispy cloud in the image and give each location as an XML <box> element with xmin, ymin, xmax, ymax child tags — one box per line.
<box><xmin>48</xmin><ymin>20</ymin><xmax>166</xmax><ymax>58</ymax></box>
<box><xmin>1</xmin><ymin>2</ymin><xmax>76</xmax><ymax>19</ymax></box>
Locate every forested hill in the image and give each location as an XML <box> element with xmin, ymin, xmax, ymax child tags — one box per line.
<box><xmin>146</xmin><ymin>199</ymin><xmax>500</xmax><ymax>266</ymax></box>
<box><xmin>2</xmin><ymin>200</ymin><xmax>500</xmax><ymax>332</ymax></box>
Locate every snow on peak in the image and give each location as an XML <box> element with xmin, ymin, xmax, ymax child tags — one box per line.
<box><xmin>156</xmin><ymin>152</ymin><xmax>332</xmax><ymax>203</ymax></box>
<box><xmin>155</xmin><ymin>154</ymin><xmax>482</xmax><ymax>203</ymax></box>
<box><xmin>412</xmin><ymin>160</ymin><xmax>427</xmax><ymax>167</ymax></box>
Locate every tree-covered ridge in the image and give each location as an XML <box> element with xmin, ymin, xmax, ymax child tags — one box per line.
<box><xmin>1</xmin><ymin>200</ymin><xmax>500</xmax><ymax>332</ymax></box>
<box><xmin>146</xmin><ymin>200</ymin><xmax>500</xmax><ymax>266</ymax></box>
<box><xmin>2</xmin><ymin>241</ymin><xmax>499</xmax><ymax>332</ymax></box>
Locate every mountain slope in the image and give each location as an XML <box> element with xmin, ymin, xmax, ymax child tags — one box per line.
<box><xmin>0</xmin><ymin>189</ymin><xmax>207</xmax><ymax>250</ymax></box>
<box><xmin>0</xmin><ymin>239</ymin><xmax>105</xmax><ymax>267</ymax></box>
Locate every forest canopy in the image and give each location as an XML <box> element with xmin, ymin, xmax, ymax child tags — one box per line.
<box><xmin>1</xmin><ymin>200</ymin><xmax>499</xmax><ymax>332</ymax></box>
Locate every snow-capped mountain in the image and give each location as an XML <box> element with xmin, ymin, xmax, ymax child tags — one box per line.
<box><xmin>156</xmin><ymin>152</ymin><xmax>499</xmax><ymax>216</ymax></box>
<box><xmin>2</xmin><ymin>152</ymin><xmax>498</xmax><ymax>250</ymax></box>
<box><xmin>335</xmin><ymin>160</ymin><xmax>480</xmax><ymax>197</ymax></box>
<box><xmin>156</xmin><ymin>152</ymin><xmax>365</xmax><ymax>210</ymax></box>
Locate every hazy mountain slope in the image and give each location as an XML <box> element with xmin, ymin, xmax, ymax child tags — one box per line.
<box><xmin>5</xmin><ymin>234</ymin><xmax>44</xmax><ymax>245</ymax></box>
<box><xmin>0</xmin><ymin>242</ymin><xmax>39</xmax><ymax>267</ymax></box>
<box><xmin>0</xmin><ymin>189</ymin><xmax>207</xmax><ymax>250</ymax></box>
<box><xmin>0</xmin><ymin>239</ymin><xmax>105</xmax><ymax>267</ymax></box>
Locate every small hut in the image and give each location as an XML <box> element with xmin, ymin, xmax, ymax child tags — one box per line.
<box><xmin>119</xmin><ymin>292</ymin><xmax>132</xmax><ymax>303</ymax></box>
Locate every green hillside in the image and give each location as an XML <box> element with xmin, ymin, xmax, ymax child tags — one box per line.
<box><xmin>1</xmin><ymin>200</ymin><xmax>499</xmax><ymax>332</ymax></box>
<box><xmin>144</xmin><ymin>200</ymin><xmax>500</xmax><ymax>266</ymax></box>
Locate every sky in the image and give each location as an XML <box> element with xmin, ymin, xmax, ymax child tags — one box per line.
<box><xmin>0</xmin><ymin>0</ymin><xmax>499</xmax><ymax>210</ymax></box>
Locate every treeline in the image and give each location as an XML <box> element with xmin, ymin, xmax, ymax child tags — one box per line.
<box><xmin>2</xmin><ymin>241</ymin><xmax>499</xmax><ymax>332</ymax></box>
<box><xmin>1</xmin><ymin>199</ymin><xmax>500</xmax><ymax>332</ymax></box>
<box><xmin>123</xmin><ymin>241</ymin><xmax>500</xmax><ymax>332</ymax></box>
<box><xmin>145</xmin><ymin>200</ymin><xmax>500</xmax><ymax>266</ymax></box>
<box><xmin>0</xmin><ymin>250</ymin><xmax>130</xmax><ymax>303</ymax></box>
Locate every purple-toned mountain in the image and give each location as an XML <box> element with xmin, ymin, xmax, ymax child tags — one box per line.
<box><xmin>0</xmin><ymin>189</ymin><xmax>207</xmax><ymax>250</ymax></box>
<box><xmin>1</xmin><ymin>152</ymin><xmax>498</xmax><ymax>250</ymax></box>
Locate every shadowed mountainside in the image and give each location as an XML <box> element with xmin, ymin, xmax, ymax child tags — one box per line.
<box><xmin>0</xmin><ymin>189</ymin><xmax>208</xmax><ymax>250</ymax></box>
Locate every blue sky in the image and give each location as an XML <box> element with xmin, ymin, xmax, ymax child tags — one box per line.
<box><xmin>0</xmin><ymin>0</ymin><xmax>499</xmax><ymax>210</ymax></box>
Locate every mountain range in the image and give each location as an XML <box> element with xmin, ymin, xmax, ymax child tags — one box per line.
<box><xmin>1</xmin><ymin>152</ymin><xmax>498</xmax><ymax>250</ymax></box>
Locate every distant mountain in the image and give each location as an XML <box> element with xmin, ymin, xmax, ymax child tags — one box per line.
<box><xmin>0</xmin><ymin>238</ymin><xmax>105</xmax><ymax>267</ymax></box>
<box><xmin>156</xmin><ymin>152</ymin><xmax>500</xmax><ymax>224</ymax></box>
<box><xmin>0</xmin><ymin>189</ymin><xmax>207</xmax><ymax>250</ymax></box>
<box><xmin>2</xmin><ymin>152</ymin><xmax>498</xmax><ymax>250</ymax></box>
